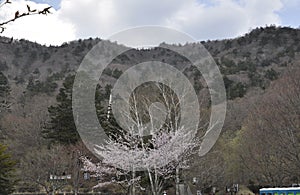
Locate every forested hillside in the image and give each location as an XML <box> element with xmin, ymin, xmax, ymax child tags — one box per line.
<box><xmin>0</xmin><ymin>26</ymin><xmax>299</xmax><ymax>194</ymax></box>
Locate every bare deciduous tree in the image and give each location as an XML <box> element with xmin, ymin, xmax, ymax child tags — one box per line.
<box><xmin>237</xmin><ymin>66</ymin><xmax>300</xmax><ymax>186</ymax></box>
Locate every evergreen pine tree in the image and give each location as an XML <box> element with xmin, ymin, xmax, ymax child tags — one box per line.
<box><xmin>0</xmin><ymin>72</ymin><xmax>10</xmax><ymax>115</ymax></box>
<box><xmin>0</xmin><ymin>72</ymin><xmax>9</xmax><ymax>97</ymax></box>
<box><xmin>43</xmin><ymin>74</ymin><xmax>120</xmax><ymax>144</ymax></box>
<box><xmin>0</xmin><ymin>144</ymin><xmax>17</xmax><ymax>195</ymax></box>
<box><xmin>43</xmin><ymin>75</ymin><xmax>80</xmax><ymax>144</ymax></box>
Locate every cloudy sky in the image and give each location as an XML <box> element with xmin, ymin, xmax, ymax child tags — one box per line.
<box><xmin>0</xmin><ymin>0</ymin><xmax>299</xmax><ymax>46</ymax></box>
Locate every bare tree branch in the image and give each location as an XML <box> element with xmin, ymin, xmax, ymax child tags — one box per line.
<box><xmin>0</xmin><ymin>0</ymin><xmax>52</xmax><ymax>34</ymax></box>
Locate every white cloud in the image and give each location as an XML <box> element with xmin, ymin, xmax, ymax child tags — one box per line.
<box><xmin>59</xmin><ymin>0</ymin><xmax>283</xmax><ymax>43</ymax></box>
<box><xmin>165</xmin><ymin>0</ymin><xmax>249</xmax><ymax>40</ymax></box>
<box><xmin>59</xmin><ymin>0</ymin><xmax>188</xmax><ymax>38</ymax></box>
<box><xmin>0</xmin><ymin>0</ymin><xmax>284</xmax><ymax>45</ymax></box>
<box><xmin>243</xmin><ymin>0</ymin><xmax>282</xmax><ymax>26</ymax></box>
<box><xmin>165</xmin><ymin>0</ymin><xmax>283</xmax><ymax>40</ymax></box>
<box><xmin>0</xmin><ymin>0</ymin><xmax>76</xmax><ymax>45</ymax></box>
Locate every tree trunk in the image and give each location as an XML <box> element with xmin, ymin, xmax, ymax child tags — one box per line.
<box><xmin>154</xmin><ymin>168</ymin><xmax>159</xmax><ymax>195</ymax></box>
<box><xmin>148</xmin><ymin>168</ymin><xmax>156</xmax><ymax>195</ymax></box>
<box><xmin>132</xmin><ymin>166</ymin><xmax>136</xmax><ymax>195</ymax></box>
<box><xmin>176</xmin><ymin>167</ymin><xmax>179</xmax><ymax>195</ymax></box>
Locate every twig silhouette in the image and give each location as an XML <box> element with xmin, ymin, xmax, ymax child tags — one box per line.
<box><xmin>0</xmin><ymin>0</ymin><xmax>12</xmax><ymax>9</ymax></box>
<box><xmin>0</xmin><ymin>0</ymin><xmax>52</xmax><ymax>33</ymax></box>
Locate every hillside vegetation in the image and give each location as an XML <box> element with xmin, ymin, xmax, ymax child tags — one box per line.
<box><xmin>0</xmin><ymin>26</ymin><xmax>299</xmax><ymax>193</ymax></box>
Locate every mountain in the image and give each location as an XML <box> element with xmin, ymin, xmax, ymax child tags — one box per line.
<box><xmin>0</xmin><ymin>26</ymin><xmax>299</xmax><ymax>192</ymax></box>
